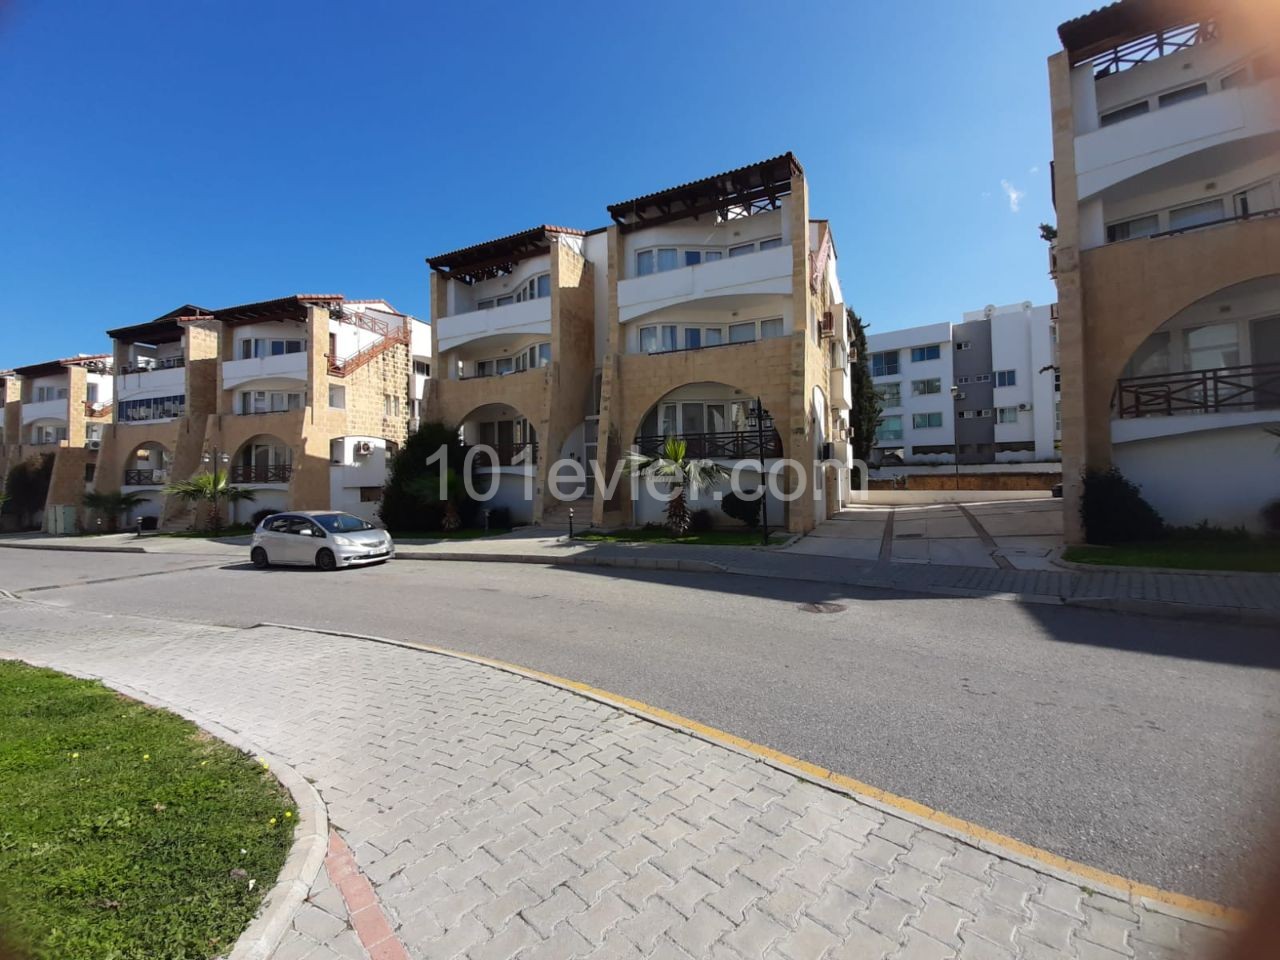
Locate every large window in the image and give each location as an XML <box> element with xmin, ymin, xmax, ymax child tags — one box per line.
<box><xmin>910</xmin><ymin>345</ymin><xmax>941</xmax><ymax>362</ymax></box>
<box><xmin>912</xmin><ymin>412</ymin><xmax>943</xmax><ymax>429</ymax></box>
<box><xmin>911</xmin><ymin>378</ymin><xmax>942</xmax><ymax>396</ymax></box>
<box><xmin>1168</xmin><ymin>199</ymin><xmax>1225</xmax><ymax>232</ymax></box>
<box><xmin>874</xmin><ymin>382</ymin><xmax>901</xmax><ymax>407</ymax></box>
<box><xmin>1158</xmin><ymin>82</ymin><xmax>1208</xmax><ymax>108</ymax></box>
<box><xmin>1106</xmin><ymin>214</ymin><xmax>1159</xmax><ymax>243</ymax></box>
<box><xmin>759</xmin><ymin>318</ymin><xmax>784</xmax><ymax>339</ymax></box>
<box><xmin>997</xmin><ymin>406</ymin><xmax>1019</xmax><ymax>423</ymax></box>
<box><xmin>871</xmin><ymin>351</ymin><xmax>899</xmax><ymax>378</ymax></box>
<box><xmin>875</xmin><ymin>415</ymin><xmax>903</xmax><ymax>443</ymax></box>
<box><xmin>118</xmin><ymin>394</ymin><xmax>186</xmax><ymax>423</ymax></box>
<box><xmin>476</xmin><ymin>274</ymin><xmax>550</xmax><ymax>310</ymax></box>
<box><xmin>1100</xmin><ymin>101</ymin><xmax>1150</xmax><ymax>126</ymax></box>
<box><xmin>237</xmin><ymin>391</ymin><xmax>302</xmax><ymax>415</ymax></box>
<box><xmin>995</xmin><ymin>369</ymin><xmax>1017</xmax><ymax>388</ymax></box>
<box><xmin>728</xmin><ymin>322</ymin><xmax>757</xmax><ymax>344</ymax></box>
<box><xmin>238</xmin><ymin>338</ymin><xmax>305</xmax><ymax>359</ymax></box>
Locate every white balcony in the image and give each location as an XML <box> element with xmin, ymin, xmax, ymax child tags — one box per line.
<box><xmin>21</xmin><ymin>398</ymin><xmax>68</xmax><ymax>426</ymax></box>
<box><xmin>437</xmin><ymin>298</ymin><xmax>552</xmax><ymax>353</ymax></box>
<box><xmin>1075</xmin><ymin>79</ymin><xmax>1280</xmax><ymax>200</ymax></box>
<box><xmin>618</xmin><ymin>246</ymin><xmax>793</xmax><ymax>324</ymax></box>
<box><xmin>115</xmin><ymin>364</ymin><xmax>185</xmax><ymax>403</ymax></box>
<box><xmin>222</xmin><ymin>351</ymin><xmax>308</xmax><ymax>390</ymax></box>
<box><xmin>830</xmin><ymin>365</ymin><xmax>852</xmax><ymax>411</ymax></box>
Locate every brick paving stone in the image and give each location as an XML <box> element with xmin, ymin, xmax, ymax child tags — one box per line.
<box><xmin>0</xmin><ymin>601</ymin><xmax>1233</xmax><ymax>960</ymax></box>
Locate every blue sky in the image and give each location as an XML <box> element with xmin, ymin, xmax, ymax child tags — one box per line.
<box><xmin>0</xmin><ymin>0</ymin><xmax>1082</xmax><ymax>367</ymax></box>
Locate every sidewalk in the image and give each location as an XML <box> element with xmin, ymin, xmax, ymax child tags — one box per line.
<box><xmin>0</xmin><ymin>598</ymin><xmax>1236</xmax><ymax>960</ymax></box>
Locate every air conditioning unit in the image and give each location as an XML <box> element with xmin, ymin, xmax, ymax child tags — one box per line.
<box><xmin>1018</xmin><ymin>402</ymin><xmax>1032</xmax><ymax>411</ymax></box>
<box><xmin>354</xmin><ymin>440</ymin><xmax>374</xmax><ymax>456</ymax></box>
<box><xmin>86</xmin><ymin>439</ymin><xmax>102</xmax><ymax>451</ymax></box>
<box><xmin>954</xmin><ymin>391</ymin><xmax>967</xmax><ymax>400</ymax></box>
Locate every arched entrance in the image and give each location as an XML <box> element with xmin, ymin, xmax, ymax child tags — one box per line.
<box><xmin>231</xmin><ymin>435</ymin><xmax>294</xmax><ymax>485</ymax></box>
<box><xmin>457</xmin><ymin>402</ymin><xmax>542</xmax><ymax>524</ymax></box>
<box><xmin>123</xmin><ymin>441</ymin><xmax>171</xmax><ymax>487</ymax></box>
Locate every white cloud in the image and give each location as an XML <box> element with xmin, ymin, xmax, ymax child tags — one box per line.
<box><xmin>1000</xmin><ymin>179</ymin><xmax>1025</xmax><ymax>213</ymax></box>
<box><xmin>1029</xmin><ymin>165</ymin><xmax>1040</xmax><ymax>174</ymax></box>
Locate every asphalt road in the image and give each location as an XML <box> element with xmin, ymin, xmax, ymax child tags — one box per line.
<box><xmin>2</xmin><ymin>549</ymin><xmax>1277</xmax><ymax>905</ymax></box>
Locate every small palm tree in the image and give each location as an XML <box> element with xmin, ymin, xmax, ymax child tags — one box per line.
<box><xmin>82</xmin><ymin>490</ymin><xmax>149</xmax><ymax>532</ymax></box>
<box><xmin>624</xmin><ymin>437</ymin><xmax>728</xmax><ymax>535</ymax></box>
<box><xmin>165</xmin><ymin>472</ymin><xmax>256</xmax><ymax>532</ymax></box>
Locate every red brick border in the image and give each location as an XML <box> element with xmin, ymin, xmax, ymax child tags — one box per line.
<box><xmin>324</xmin><ymin>829</ymin><xmax>410</xmax><ymax>960</ymax></box>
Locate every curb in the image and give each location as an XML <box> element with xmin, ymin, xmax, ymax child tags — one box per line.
<box><xmin>1064</xmin><ymin>595</ymin><xmax>1280</xmax><ymax>627</ymax></box>
<box><xmin>396</xmin><ymin>550</ymin><xmax>726</xmax><ymax>574</ymax></box>
<box><xmin>0</xmin><ymin>541</ymin><xmax>147</xmax><ymax>554</ymax></box>
<box><xmin>1053</xmin><ymin>555</ymin><xmax>1280</xmax><ymax>580</ymax></box>
<box><xmin>0</xmin><ymin>652</ymin><xmax>328</xmax><ymax>960</ymax></box>
<box><xmin>255</xmin><ymin>620</ymin><xmax>1241</xmax><ymax>931</ymax></box>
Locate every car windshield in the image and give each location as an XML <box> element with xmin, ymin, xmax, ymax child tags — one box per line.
<box><xmin>313</xmin><ymin>513</ymin><xmax>375</xmax><ymax>533</ymax></box>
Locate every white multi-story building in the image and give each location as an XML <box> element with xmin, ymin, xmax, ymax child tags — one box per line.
<box><xmin>1050</xmin><ymin>0</ymin><xmax>1280</xmax><ymax>536</ymax></box>
<box><xmin>867</xmin><ymin>302</ymin><xmax>1060</xmax><ymax>466</ymax></box>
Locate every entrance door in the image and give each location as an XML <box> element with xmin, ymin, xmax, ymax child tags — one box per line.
<box><xmin>1251</xmin><ymin>315</ymin><xmax>1280</xmax><ymax>409</ymax></box>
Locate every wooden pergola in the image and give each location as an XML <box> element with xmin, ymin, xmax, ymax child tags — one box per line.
<box><xmin>426</xmin><ymin>225</ymin><xmax>585</xmax><ymax>285</ymax></box>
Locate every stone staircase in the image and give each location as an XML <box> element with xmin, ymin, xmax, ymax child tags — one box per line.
<box><xmin>538</xmin><ymin>497</ymin><xmax>593</xmax><ymax>532</ymax></box>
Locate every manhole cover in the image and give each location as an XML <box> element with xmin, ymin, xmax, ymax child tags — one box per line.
<box><xmin>798</xmin><ymin>602</ymin><xmax>847</xmax><ymax>614</ymax></box>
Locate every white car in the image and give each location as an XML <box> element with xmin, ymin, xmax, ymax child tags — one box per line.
<box><xmin>250</xmin><ymin>511</ymin><xmax>395</xmax><ymax>571</ymax></box>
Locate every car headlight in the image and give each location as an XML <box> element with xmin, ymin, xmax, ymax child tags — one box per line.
<box><xmin>332</xmin><ymin>535</ymin><xmax>356</xmax><ymax>547</ymax></box>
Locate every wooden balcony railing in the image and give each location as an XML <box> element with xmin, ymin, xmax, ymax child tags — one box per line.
<box><xmin>123</xmin><ymin>469</ymin><xmax>167</xmax><ymax>486</ymax></box>
<box><xmin>1114</xmin><ymin>361</ymin><xmax>1280</xmax><ymax>418</ymax></box>
<box><xmin>633</xmin><ymin>430</ymin><xmax>783</xmax><ymax>459</ymax></box>
<box><xmin>229</xmin><ymin>464</ymin><xmax>294</xmax><ymax>484</ymax></box>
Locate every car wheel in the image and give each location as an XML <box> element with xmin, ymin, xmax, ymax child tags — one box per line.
<box><xmin>251</xmin><ymin>547</ymin><xmax>269</xmax><ymax>569</ymax></box>
<box><xmin>316</xmin><ymin>548</ymin><xmax>338</xmax><ymax>572</ymax></box>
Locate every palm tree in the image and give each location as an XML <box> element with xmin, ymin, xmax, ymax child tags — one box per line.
<box><xmin>82</xmin><ymin>490</ymin><xmax>149</xmax><ymax>532</ymax></box>
<box><xmin>624</xmin><ymin>436</ymin><xmax>728</xmax><ymax>535</ymax></box>
<box><xmin>164</xmin><ymin>472</ymin><xmax>256</xmax><ymax>532</ymax></box>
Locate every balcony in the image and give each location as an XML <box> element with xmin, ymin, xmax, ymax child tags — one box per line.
<box><xmin>1115</xmin><ymin>362</ymin><xmax>1280</xmax><ymax>418</ymax></box>
<box><xmin>829</xmin><ymin>365</ymin><xmax>852</xmax><ymax>411</ymax></box>
<box><xmin>123</xmin><ymin>469</ymin><xmax>168</xmax><ymax>486</ymax></box>
<box><xmin>472</xmin><ymin>441</ymin><xmax>538</xmax><ymax>467</ymax></box>
<box><xmin>116</xmin><ymin>361</ymin><xmax>185</xmax><ymax>402</ymax></box>
<box><xmin>230</xmin><ymin>464</ymin><xmax>294</xmax><ymax>484</ymax></box>
<box><xmin>633</xmin><ymin>430</ymin><xmax>783</xmax><ymax>460</ymax></box>
<box><xmin>21</xmin><ymin>398</ymin><xmax>67</xmax><ymax>426</ymax></box>
<box><xmin>437</xmin><ymin>298</ymin><xmax>551</xmax><ymax>353</ymax></box>
<box><xmin>1075</xmin><ymin>79</ymin><xmax>1280</xmax><ymax>200</ymax></box>
<box><xmin>222</xmin><ymin>351</ymin><xmax>308</xmax><ymax>390</ymax></box>
<box><xmin>617</xmin><ymin>246</ymin><xmax>792</xmax><ymax>324</ymax></box>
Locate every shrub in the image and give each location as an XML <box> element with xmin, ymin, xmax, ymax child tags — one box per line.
<box><xmin>3</xmin><ymin>453</ymin><xmax>54</xmax><ymax>529</ymax></box>
<box><xmin>250</xmin><ymin>508</ymin><xmax>278</xmax><ymax>527</ymax></box>
<box><xmin>689</xmin><ymin>509</ymin><xmax>714</xmax><ymax>533</ymax></box>
<box><xmin>379</xmin><ymin>421</ymin><xmax>477</xmax><ymax>532</ymax></box>
<box><xmin>1080</xmin><ymin>468</ymin><xmax>1164</xmax><ymax>544</ymax></box>
<box><xmin>484</xmin><ymin>506</ymin><xmax>512</xmax><ymax>530</ymax></box>
<box><xmin>721</xmin><ymin>490</ymin><xmax>762</xmax><ymax>530</ymax></box>
<box><xmin>1262</xmin><ymin>499</ymin><xmax>1280</xmax><ymax>539</ymax></box>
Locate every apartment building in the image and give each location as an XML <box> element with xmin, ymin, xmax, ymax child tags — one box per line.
<box><xmin>867</xmin><ymin>303</ymin><xmax>1060</xmax><ymax>466</ymax></box>
<box><xmin>1050</xmin><ymin>0</ymin><xmax>1280</xmax><ymax>536</ymax></box>
<box><xmin>0</xmin><ymin>354</ymin><xmax>114</xmax><ymax>531</ymax></box>
<box><xmin>81</xmin><ymin>295</ymin><xmax>427</xmax><ymax>529</ymax></box>
<box><xmin>426</xmin><ymin>153</ymin><xmax>853</xmax><ymax>532</ymax></box>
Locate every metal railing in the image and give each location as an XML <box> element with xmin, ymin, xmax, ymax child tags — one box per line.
<box><xmin>229</xmin><ymin>464</ymin><xmax>294</xmax><ymax>484</ymax></box>
<box><xmin>1114</xmin><ymin>361</ymin><xmax>1280</xmax><ymax>418</ymax></box>
<box><xmin>633</xmin><ymin>430</ymin><xmax>783</xmax><ymax>459</ymax></box>
<box><xmin>471</xmin><ymin>442</ymin><xmax>537</xmax><ymax>467</ymax></box>
<box><xmin>119</xmin><ymin>356</ymin><xmax>185</xmax><ymax>375</ymax></box>
<box><xmin>123</xmin><ymin>469</ymin><xmax>166</xmax><ymax>486</ymax></box>
<box><xmin>1147</xmin><ymin>206</ymin><xmax>1279</xmax><ymax>241</ymax></box>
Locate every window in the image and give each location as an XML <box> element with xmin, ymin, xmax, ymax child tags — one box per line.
<box><xmin>238</xmin><ymin>338</ymin><xmax>305</xmax><ymax>359</ymax></box>
<box><xmin>1054</xmin><ymin>370</ymin><xmax>1061</xmax><ymax>392</ymax></box>
<box><xmin>704</xmin><ymin>251</ymin><xmax>722</xmax><ymax>262</ymax></box>
<box><xmin>957</xmin><ymin>410</ymin><xmax>977</xmax><ymax>420</ymax></box>
<box><xmin>911</xmin><ymin>345</ymin><xmax>941</xmax><ymax>362</ymax></box>
<box><xmin>704</xmin><ymin>327</ymin><xmax>723</xmax><ymax>346</ymax></box>
<box><xmin>495</xmin><ymin>357</ymin><xmax>514</xmax><ymax>375</ymax></box>
<box><xmin>956</xmin><ymin>376</ymin><xmax>971</xmax><ymax>385</ymax></box>
<box><xmin>995</xmin><ymin>369</ymin><xmax>1017</xmax><ymax>387</ymax></box>
<box><xmin>360</xmin><ymin>486</ymin><xmax>383</xmax><ymax>502</ymax></box>
<box><xmin>413</xmin><ymin>360</ymin><xmax>430</xmax><ymax>376</ymax></box>
<box><xmin>476</xmin><ymin>298</ymin><xmax>494</xmax><ymax>310</ymax></box>
<box><xmin>759</xmin><ymin>318</ymin><xmax>784</xmax><ymax>339</ymax></box>
<box><xmin>728</xmin><ymin>322</ymin><xmax>756</xmax><ymax>344</ymax></box>
<box><xmin>329</xmin><ymin>385</ymin><xmax>345</xmax><ymax>409</ymax></box>
<box><xmin>955</xmin><ymin>341</ymin><xmax>971</xmax><ymax>351</ymax></box>
<box><xmin>1168</xmin><ymin>198</ymin><xmax>1225</xmax><ymax>232</ymax></box>
<box><xmin>978</xmin><ymin>409</ymin><xmax>993</xmax><ymax>418</ymax></box>
<box><xmin>238</xmin><ymin>391</ymin><xmax>301</xmax><ymax>414</ymax></box>
<box><xmin>911</xmin><ymin>378</ymin><xmax>942</xmax><ymax>396</ymax></box>
<box><xmin>758</xmin><ymin>237</ymin><xmax>783</xmax><ymax>250</ymax></box>
<box><xmin>639</xmin><ymin>326</ymin><xmax>658</xmax><ymax>353</ymax></box>
<box><xmin>728</xmin><ymin>243</ymin><xmax>754</xmax><ymax>258</ymax></box>
<box><xmin>1100</xmin><ymin>100</ymin><xmax>1150</xmax><ymax>126</ymax></box>
<box><xmin>636</xmin><ymin>250</ymin><xmax>653</xmax><ymax>276</ymax></box>
<box><xmin>912</xmin><ymin>412</ymin><xmax>943</xmax><ymax>429</ymax></box>
<box><xmin>495</xmin><ymin>295</ymin><xmax>513</xmax><ymax>307</ymax></box>
<box><xmin>118</xmin><ymin>395</ymin><xmax>186</xmax><ymax>423</ymax></box>
<box><xmin>875</xmin><ymin>415</ymin><xmax>903</xmax><ymax>443</ymax></box>
<box><xmin>536</xmin><ymin>274</ymin><xmax>551</xmax><ymax>298</ymax></box>
<box><xmin>997</xmin><ymin>406</ymin><xmax>1019</xmax><ymax>423</ymax></box>
<box><xmin>86</xmin><ymin>383</ymin><xmax>99</xmax><ymax>403</ymax></box>
<box><xmin>1055</xmin><ymin>401</ymin><xmax>1061</xmax><ymax>432</ymax></box>
<box><xmin>684</xmin><ymin>251</ymin><xmax>702</xmax><ymax>266</ymax></box>
<box><xmin>684</xmin><ymin>328</ymin><xmax>701</xmax><ymax>350</ymax></box>
<box><xmin>384</xmin><ymin>394</ymin><xmax>400</xmax><ymax>417</ymax></box>
<box><xmin>656</xmin><ymin>248</ymin><xmax>678</xmax><ymax>272</ymax></box>
<box><xmin>871</xmin><ymin>351</ymin><xmax>899</xmax><ymax>378</ymax></box>
<box><xmin>1106</xmin><ymin>213</ymin><xmax>1160</xmax><ymax>243</ymax></box>
<box><xmin>1158</xmin><ymin>82</ymin><xmax>1208</xmax><ymax>108</ymax></box>
<box><xmin>974</xmin><ymin>373</ymin><xmax>992</xmax><ymax>383</ymax></box>
<box><xmin>874</xmin><ymin>382</ymin><xmax>901</xmax><ymax>406</ymax></box>
<box><xmin>34</xmin><ymin>386</ymin><xmax>55</xmax><ymax>402</ymax></box>
<box><xmin>1220</xmin><ymin>66</ymin><xmax>1248</xmax><ymax>90</ymax></box>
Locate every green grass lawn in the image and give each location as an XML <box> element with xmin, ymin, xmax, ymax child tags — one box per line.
<box><xmin>390</xmin><ymin>527</ymin><xmax>512</xmax><ymax>541</ymax></box>
<box><xmin>1063</xmin><ymin>541</ymin><xmax>1280</xmax><ymax>573</ymax></box>
<box><xmin>576</xmin><ymin>527</ymin><xmax>787</xmax><ymax>546</ymax></box>
<box><xmin>162</xmin><ymin>525</ymin><xmax>255</xmax><ymax>539</ymax></box>
<box><xmin>0</xmin><ymin>662</ymin><xmax>293</xmax><ymax>960</ymax></box>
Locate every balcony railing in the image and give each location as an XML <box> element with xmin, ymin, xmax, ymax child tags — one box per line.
<box><xmin>124</xmin><ymin>469</ymin><xmax>167</xmax><ymax>486</ymax></box>
<box><xmin>230</xmin><ymin>464</ymin><xmax>294</xmax><ymax>484</ymax></box>
<box><xmin>119</xmin><ymin>356</ymin><xmax>185</xmax><ymax>375</ymax></box>
<box><xmin>1114</xmin><ymin>362</ymin><xmax>1280</xmax><ymax>418</ymax></box>
<box><xmin>633</xmin><ymin>430</ymin><xmax>783</xmax><ymax>459</ymax></box>
<box><xmin>85</xmin><ymin>402</ymin><xmax>113</xmax><ymax>419</ymax></box>
<box><xmin>471</xmin><ymin>442</ymin><xmax>537</xmax><ymax>467</ymax></box>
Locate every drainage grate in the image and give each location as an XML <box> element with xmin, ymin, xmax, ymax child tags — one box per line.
<box><xmin>798</xmin><ymin>601</ymin><xmax>847</xmax><ymax>614</ymax></box>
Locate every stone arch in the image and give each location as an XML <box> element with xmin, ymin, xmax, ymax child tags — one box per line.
<box><xmin>626</xmin><ymin>381</ymin><xmax>787</xmax><ymax>461</ymax></box>
<box><xmin>122</xmin><ymin>439</ymin><xmax>172</xmax><ymax>486</ymax></box>
<box><xmin>231</xmin><ymin>433</ymin><xmax>294</xmax><ymax>484</ymax></box>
